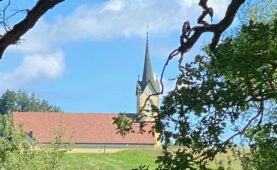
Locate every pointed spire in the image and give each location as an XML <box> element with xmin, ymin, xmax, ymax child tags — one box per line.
<box><xmin>141</xmin><ymin>31</ymin><xmax>155</xmax><ymax>91</ymax></box>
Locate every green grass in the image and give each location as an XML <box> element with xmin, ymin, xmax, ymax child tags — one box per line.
<box><xmin>62</xmin><ymin>148</ymin><xmax>161</xmax><ymax>170</ymax></box>
<box><xmin>62</xmin><ymin>148</ymin><xmax>243</xmax><ymax>170</ymax></box>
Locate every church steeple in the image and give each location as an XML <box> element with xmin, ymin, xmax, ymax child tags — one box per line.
<box><xmin>136</xmin><ymin>31</ymin><xmax>161</xmax><ymax>144</ymax></box>
<box><xmin>138</xmin><ymin>32</ymin><xmax>159</xmax><ymax>94</ymax></box>
<box><xmin>141</xmin><ymin>32</ymin><xmax>155</xmax><ymax>90</ymax></box>
<box><xmin>136</xmin><ymin>31</ymin><xmax>160</xmax><ymax>118</ymax></box>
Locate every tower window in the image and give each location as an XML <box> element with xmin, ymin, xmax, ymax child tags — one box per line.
<box><xmin>146</xmin><ymin>100</ymin><xmax>152</xmax><ymax>117</ymax></box>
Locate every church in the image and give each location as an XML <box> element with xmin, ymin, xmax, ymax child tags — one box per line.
<box><xmin>12</xmin><ymin>36</ymin><xmax>161</xmax><ymax>151</ymax></box>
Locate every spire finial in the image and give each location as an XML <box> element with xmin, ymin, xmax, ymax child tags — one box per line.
<box><xmin>146</xmin><ymin>24</ymin><xmax>149</xmax><ymax>44</ymax></box>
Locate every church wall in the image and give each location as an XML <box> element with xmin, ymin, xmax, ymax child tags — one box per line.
<box><xmin>138</xmin><ymin>89</ymin><xmax>159</xmax><ymax>115</ymax></box>
<box><xmin>137</xmin><ymin>88</ymin><xmax>161</xmax><ymax>147</ymax></box>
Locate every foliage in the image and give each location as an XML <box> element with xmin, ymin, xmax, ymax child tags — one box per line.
<box><xmin>239</xmin><ymin>0</ymin><xmax>277</xmax><ymax>24</ymax></box>
<box><xmin>154</xmin><ymin>13</ymin><xmax>277</xmax><ymax>169</ymax></box>
<box><xmin>0</xmin><ymin>89</ymin><xmax>62</xmax><ymax>115</ymax></box>
<box><xmin>0</xmin><ymin>113</ymin><xmax>69</xmax><ymax>170</ymax></box>
<box><xmin>113</xmin><ymin>114</ymin><xmax>134</xmax><ymax>136</ymax></box>
<box><xmin>240</xmin><ymin>112</ymin><xmax>277</xmax><ymax>170</ymax></box>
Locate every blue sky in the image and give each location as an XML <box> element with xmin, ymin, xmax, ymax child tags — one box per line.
<box><xmin>0</xmin><ymin>0</ymin><xmax>231</xmax><ymax>113</ymax></box>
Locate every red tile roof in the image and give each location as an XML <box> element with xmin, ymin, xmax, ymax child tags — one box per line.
<box><xmin>12</xmin><ymin>112</ymin><xmax>156</xmax><ymax>145</ymax></box>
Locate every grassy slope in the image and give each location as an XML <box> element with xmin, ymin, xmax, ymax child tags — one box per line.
<box><xmin>62</xmin><ymin>148</ymin><xmax>242</xmax><ymax>170</ymax></box>
<box><xmin>63</xmin><ymin>149</ymin><xmax>161</xmax><ymax>170</ymax></box>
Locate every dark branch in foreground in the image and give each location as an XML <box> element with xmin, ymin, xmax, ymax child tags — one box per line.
<box><xmin>0</xmin><ymin>0</ymin><xmax>65</xmax><ymax>59</ymax></box>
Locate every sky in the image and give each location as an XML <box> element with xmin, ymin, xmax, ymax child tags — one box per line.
<box><xmin>0</xmin><ymin>0</ymin><xmax>232</xmax><ymax>113</ymax></box>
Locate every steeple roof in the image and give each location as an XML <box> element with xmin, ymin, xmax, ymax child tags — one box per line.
<box><xmin>142</xmin><ymin>33</ymin><xmax>155</xmax><ymax>88</ymax></box>
<box><xmin>137</xmin><ymin>32</ymin><xmax>160</xmax><ymax>94</ymax></box>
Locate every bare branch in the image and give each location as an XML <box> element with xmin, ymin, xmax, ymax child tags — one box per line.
<box><xmin>6</xmin><ymin>9</ymin><xmax>29</xmax><ymax>21</ymax></box>
<box><xmin>0</xmin><ymin>0</ymin><xmax>65</xmax><ymax>59</ymax></box>
<box><xmin>157</xmin><ymin>0</ymin><xmax>246</xmax><ymax>100</ymax></box>
<box><xmin>181</xmin><ymin>0</ymin><xmax>245</xmax><ymax>53</ymax></box>
<box><xmin>152</xmin><ymin>0</ymin><xmax>245</xmax><ymax>106</ymax></box>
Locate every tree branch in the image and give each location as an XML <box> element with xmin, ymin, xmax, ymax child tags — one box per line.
<box><xmin>180</xmin><ymin>0</ymin><xmax>245</xmax><ymax>53</ymax></box>
<box><xmin>155</xmin><ymin>0</ymin><xmax>246</xmax><ymax>107</ymax></box>
<box><xmin>0</xmin><ymin>0</ymin><xmax>65</xmax><ymax>59</ymax></box>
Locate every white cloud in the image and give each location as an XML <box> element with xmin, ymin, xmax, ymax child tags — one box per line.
<box><xmin>0</xmin><ymin>51</ymin><xmax>64</xmax><ymax>90</ymax></box>
<box><xmin>4</xmin><ymin>0</ymin><xmax>230</xmax><ymax>88</ymax></box>
<box><xmin>11</xmin><ymin>0</ymin><xmax>231</xmax><ymax>53</ymax></box>
<box><xmin>180</xmin><ymin>0</ymin><xmax>197</xmax><ymax>8</ymax></box>
<box><xmin>208</xmin><ymin>0</ymin><xmax>230</xmax><ymax>16</ymax></box>
<box><xmin>181</xmin><ymin>0</ymin><xmax>230</xmax><ymax>16</ymax></box>
<box><xmin>9</xmin><ymin>20</ymin><xmax>53</xmax><ymax>54</ymax></box>
<box><xmin>103</xmin><ymin>0</ymin><xmax>124</xmax><ymax>11</ymax></box>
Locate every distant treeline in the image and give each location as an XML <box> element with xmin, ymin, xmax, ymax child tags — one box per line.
<box><xmin>0</xmin><ymin>90</ymin><xmax>62</xmax><ymax>115</ymax></box>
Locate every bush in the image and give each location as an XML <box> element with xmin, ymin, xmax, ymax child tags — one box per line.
<box><xmin>0</xmin><ymin>114</ymin><xmax>70</xmax><ymax>170</ymax></box>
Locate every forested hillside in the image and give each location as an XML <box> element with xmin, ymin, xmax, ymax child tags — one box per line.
<box><xmin>0</xmin><ymin>90</ymin><xmax>62</xmax><ymax>115</ymax></box>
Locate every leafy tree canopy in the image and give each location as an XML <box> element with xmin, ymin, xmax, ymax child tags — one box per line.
<box><xmin>0</xmin><ymin>114</ymin><xmax>69</xmax><ymax>170</ymax></box>
<box><xmin>155</xmin><ymin>9</ymin><xmax>277</xmax><ymax>170</ymax></box>
<box><xmin>0</xmin><ymin>90</ymin><xmax>62</xmax><ymax>115</ymax></box>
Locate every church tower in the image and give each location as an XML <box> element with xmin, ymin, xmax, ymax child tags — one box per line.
<box><xmin>136</xmin><ymin>33</ymin><xmax>160</xmax><ymax>122</ymax></box>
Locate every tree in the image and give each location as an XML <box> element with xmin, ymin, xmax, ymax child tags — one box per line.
<box><xmin>235</xmin><ymin>2</ymin><xmax>277</xmax><ymax>169</ymax></box>
<box><xmin>16</xmin><ymin>90</ymin><xmax>31</xmax><ymax>112</ymax></box>
<box><xmin>0</xmin><ymin>90</ymin><xmax>62</xmax><ymax>114</ymax></box>
<box><xmin>239</xmin><ymin>0</ymin><xmax>277</xmax><ymax>24</ymax></box>
<box><xmin>241</xmin><ymin>119</ymin><xmax>277</xmax><ymax>170</ymax></box>
<box><xmin>0</xmin><ymin>0</ymin><xmax>65</xmax><ymax>59</ymax></box>
<box><xmin>0</xmin><ymin>114</ymin><xmax>70</xmax><ymax>170</ymax></box>
<box><xmin>0</xmin><ymin>90</ymin><xmax>16</xmax><ymax>115</ymax></box>
<box><xmin>155</xmin><ymin>6</ymin><xmax>276</xmax><ymax>170</ymax></box>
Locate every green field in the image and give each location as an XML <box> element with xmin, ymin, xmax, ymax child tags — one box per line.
<box><xmin>62</xmin><ymin>149</ymin><xmax>160</xmax><ymax>170</ymax></box>
<box><xmin>62</xmin><ymin>148</ymin><xmax>242</xmax><ymax>170</ymax></box>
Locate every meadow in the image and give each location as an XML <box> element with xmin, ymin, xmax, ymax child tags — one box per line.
<box><xmin>62</xmin><ymin>148</ymin><xmax>243</xmax><ymax>170</ymax></box>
